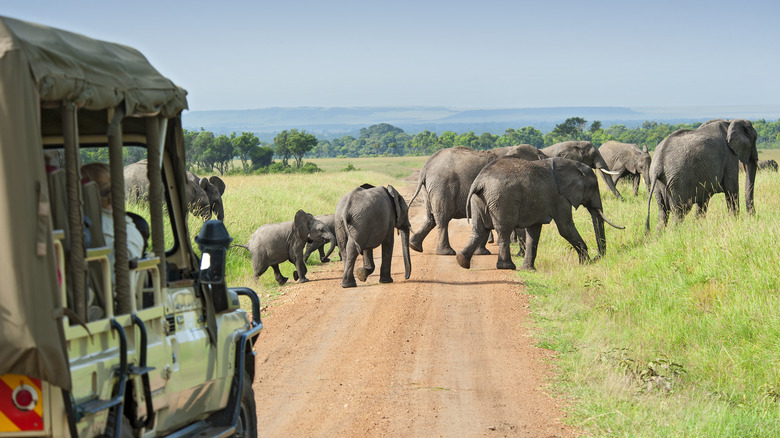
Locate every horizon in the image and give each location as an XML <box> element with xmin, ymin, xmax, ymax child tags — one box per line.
<box><xmin>4</xmin><ymin>1</ymin><xmax>780</xmax><ymax>112</ymax></box>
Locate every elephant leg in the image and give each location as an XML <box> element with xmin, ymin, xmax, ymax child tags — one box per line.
<box><xmin>495</xmin><ymin>228</ymin><xmax>516</xmax><ymax>270</ymax></box>
<box><xmin>456</xmin><ymin>220</ymin><xmax>490</xmax><ymax>269</ymax></box>
<box><xmin>271</xmin><ymin>264</ymin><xmax>288</xmax><ymax>285</ymax></box>
<box><xmin>356</xmin><ymin>248</ymin><xmax>375</xmax><ymax>282</ymax></box>
<box><xmin>520</xmin><ymin>224</ymin><xmax>542</xmax><ymax>271</ymax></box>
<box><xmin>555</xmin><ymin>217</ymin><xmax>589</xmax><ymax>264</ymax></box>
<box><xmin>379</xmin><ymin>238</ymin><xmax>395</xmax><ymax>283</ymax></box>
<box><xmin>515</xmin><ymin>228</ymin><xmax>527</xmax><ymax>257</ymax></box>
<box><xmin>654</xmin><ymin>181</ymin><xmax>671</xmax><ymax>230</ymax></box>
<box><xmin>632</xmin><ymin>174</ymin><xmax>640</xmax><ymax>197</ymax></box>
<box><xmin>723</xmin><ymin>171</ymin><xmax>740</xmax><ymax>215</ymax></box>
<box><xmin>435</xmin><ymin>220</ymin><xmax>457</xmax><ymax>255</ymax></box>
<box><xmin>410</xmin><ymin>210</ymin><xmax>435</xmax><ymax>253</ymax></box>
<box><xmin>474</xmin><ymin>229</ymin><xmax>492</xmax><ymax>255</ymax></box>
<box><xmin>341</xmin><ymin>241</ymin><xmax>360</xmax><ymax>288</ymax></box>
<box><xmin>293</xmin><ymin>256</ymin><xmax>308</xmax><ymax>283</ymax></box>
<box><xmin>318</xmin><ymin>246</ymin><xmax>329</xmax><ymax>263</ymax></box>
<box><xmin>303</xmin><ymin>243</ymin><xmax>314</xmax><ymax>263</ymax></box>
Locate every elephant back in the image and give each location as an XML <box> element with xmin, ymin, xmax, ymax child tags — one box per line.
<box><xmin>124</xmin><ymin>159</ymin><xmax>150</xmax><ymax>202</ymax></box>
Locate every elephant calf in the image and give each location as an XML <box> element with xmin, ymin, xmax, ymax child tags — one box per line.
<box><xmin>335</xmin><ymin>184</ymin><xmax>412</xmax><ymax>288</ymax></box>
<box><xmin>245</xmin><ymin>210</ymin><xmax>334</xmax><ymax>285</ymax></box>
<box><xmin>303</xmin><ymin>213</ymin><xmax>338</xmax><ymax>263</ymax></box>
<box><xmin>457</xmin><ymin>157</ymin><xmax>624</xmax><ymax>271</ymax></box>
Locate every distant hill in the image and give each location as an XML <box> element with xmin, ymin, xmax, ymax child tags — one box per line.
<box><xmin>182</xmin><ymin>105</ymin><xmax>780</xmax><ymax>141</ymax></box>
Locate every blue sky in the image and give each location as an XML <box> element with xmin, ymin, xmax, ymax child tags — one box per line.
<box><xmin>5</xmin><ymin>0</ymin><xmax>780</xmax><ymax>111</ymax></box>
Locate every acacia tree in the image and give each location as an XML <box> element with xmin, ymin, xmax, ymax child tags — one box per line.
<box><xmin>287</xmin><ymin>129</ymin><xmax>318</xmax><ymax>169</ymax></box>
<box><xmin>232</xmin><ymin>131</ymin><xmax>261</xmax><ymax>172</ymax></box>
<box><xmin>274</xmin><ymin>130</ymin><xmax>290</xmax><ymax>166</ymax></box>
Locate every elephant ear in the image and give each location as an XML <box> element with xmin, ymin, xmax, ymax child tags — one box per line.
<box><xmin>386</xmin><ymin>185</ymin><xmax>406</xmax><ymax>226</ymax></box>
<box><xmin>293</xmin><ymin>209</ymin><xmax>311</xmax><ymax>241</ymax></box>
<box><xmin>624</xmin><ymin>153</ymin><xmax>637</xmax><ymax>174</ymax></box>
<box><xmin>209</xmin><ymin>175</ymin><xmax>226</xmax><ymax>195</ymax></box>
<box><xmin>727</xmin><ymin>120</ymin><xmax>758</xmax><ymax>164</ymax></box>
<box><xmin>552</xmin><ymin>159</ymin><xmax>587</xmax><ymax>209</ymax></box>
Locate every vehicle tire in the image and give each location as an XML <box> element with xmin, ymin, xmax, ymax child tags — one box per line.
<box><xmin>235</xmin><ymin>371</ymin><xmax>257</xmax><ymax>438</ymax></box>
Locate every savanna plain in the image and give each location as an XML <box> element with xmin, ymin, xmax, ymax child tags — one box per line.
<box><xmin>186</xmin><ymin>150</ymin><xmax>779</xmax><ymax>436</ymax></box>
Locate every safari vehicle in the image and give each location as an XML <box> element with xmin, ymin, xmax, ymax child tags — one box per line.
<box><xmin>0</xmin><ymin>16</ymin><xmax>261</xmax><ymax>437</ymax></box>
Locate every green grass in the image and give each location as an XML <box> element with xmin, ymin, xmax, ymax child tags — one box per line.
<box><xmin>144</xmin><ymin>154</ymin><xmax>779</xmax><ymax>435</ymax></box>
<box><xmin>519</xmin><ymin>169</ymin><xmax>780</xmax><ymax>436</ymax></box>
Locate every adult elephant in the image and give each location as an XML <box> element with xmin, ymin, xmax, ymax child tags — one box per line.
<box><xmin>336</xmin><ymin>184</ymin><xmax>412</xmax><ymax>288</ymax></box>
<box><xmin>244</xmin><ymin>210</ymin><xmax>334</xmax><ymax>285</ymax></box>
<box><xmin>408</xmin><ymin>144</ymin><xmax>547</xmax><ymax>256</ymax></box>
<box><xmin>124</xmin><ymin>159</ymin><xmax>226</xmax><ymax>220</ymax></box>
<box><xmin>541</xmin><ymin>141</ymin><xmax>623</xmax><ymax>200</ymax></box>
<box><xmin>646</xmin><ymin>119</ymin><xmax>758</xmax><ymax>230</ymax></box>
<box><xmin>457</xmin><ymin>157</ymin><xmax>624</xmax><ymax>271</ymax></box>
<box><xmin>598</xmin><ymin>141</ymin><xmax>652</xmax><ymax>196</ymax></box>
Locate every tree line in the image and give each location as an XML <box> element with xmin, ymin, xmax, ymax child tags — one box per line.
<box><xmin>181</xmin><ymin>118</ymin><xmax>780</xmax><ymax>174</ymax></box>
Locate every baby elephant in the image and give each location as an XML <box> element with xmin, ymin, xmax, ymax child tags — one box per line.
<box><xmin>246</xmin><ymin>210</ymin><xmax>334</xmax><ymax>285</ymax></box>
<box><xmin>335</xmin><ymin>184</ymin><xmax>412</xmax><ymax>288</ymax></box>
<box><xmin>303</xmin><ymin>214</ymin><xmax>338</xmax><ymax>263</ymax></box>
<box><xmin>457</xmin><ymin>157</ymin><xmax>624</xmax><ymax>271</ymax></box>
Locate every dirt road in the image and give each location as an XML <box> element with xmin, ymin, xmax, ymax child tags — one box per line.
<box><xmin>253</xmin><ymin>177</ymin><xmax>576</xmax><ymax>437</ymax></box>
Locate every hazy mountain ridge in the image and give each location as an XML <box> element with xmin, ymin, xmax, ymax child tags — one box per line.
<box><xmin>182</xmin><ymin>105</ymin><xmax>780</xmax><ymax>141</ymax></box>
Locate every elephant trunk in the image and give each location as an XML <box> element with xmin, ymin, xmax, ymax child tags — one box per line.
<box><xmin>744</xmin><ymin>159</ymin><xmax>757</xmax><ymax>215</ymax></box>
<box><xmin>400</xmin><ymin>228</ymin><xmax>412</xmax><ymax>279</ymax></box>
<box><xmin>595</xmin><ymin>159</ymin><xmax>624</xmax><ymax>200</ymax></box>
<box><xmin>589</xmin><ymin>209</ymin><xmax>607</xmax><ymax>257</ymax></box>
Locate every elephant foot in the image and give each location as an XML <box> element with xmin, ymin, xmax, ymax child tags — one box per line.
<box><xmin>409</xmin><ymin>240</ymin><xmax>423</xmax><ymax>253</ymax></box>
<box><xmin>496</xmin><ymin>259</ymin><xmax>516</xmax><ymax>270</ymax></box>
<box><xmin>276</xmin><ymin>276</ymin><xmax>288</xmax><ymax>286</ymax></box>
<box><xmin>321</xmin><ymin>257</ymin><xmax>330</xmax><ymax>263</ymax></box>
<box><xmin>356</xmin><ymin>267</ymin><xmax>369</xmax><ymax>282</ymax></box>
<box><xmin>436</xmin><ymin>247</ymin><xmax>456</xmax><ymax>256</ymax></box>
<box><xmin>520</xmin><ymin>264</ymin><xmax>536</xmax><ymax>272</ymax></box>
<box><xmin>456</xmin><ymin>253</ymin><xmax>471</xmax><ymax>269</ymax></box>
<box><xmin>297</xmin><ymin>277</ymin><xmax>309</xmax><ymax>283</ymax></box>
<box><xmin>293</xmin><ymin>271</ymin><xmax>299</xmax><ymax>281</ymax></box>
<box><xmin>341</xmin><ymin>279</ymin><xmax>357</xmax><ymax>288</ymax></box>
<box><xmin>379</xmin><ymin>276</ymin><xmax>393</xmax><ymax>284</ymax></box>
<box><xmin>474</xmin><ymin>247</ymin><xmax>492</xmax><ymax>256</ymax></box>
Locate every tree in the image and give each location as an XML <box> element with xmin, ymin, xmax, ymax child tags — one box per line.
<box><xmin>552</xmin><ymin>117</ymin><xmax>588</xmax><ymax>140</ymax></box>
<box><xmin>590</xmin><ymin>121</ymin><xmax>602</xmax><ymax>132</ymax></box>
<box><xmin>232</xmin><ymin>131</ymin><xmax>261</xmax><ymax>172</ymax></box>
<box><xmin>250</xmin><ymin>145</ymin><xmax>274</xmax><ymax>168</ymax></box>
<box><xmin>287</xmin><ymin>129</ymin><xmax>318</xmax><ymax>169</ymax></box>
<box><xmin>192</xmin><ymin>130</ymin><xmax>215</xmax><ymax>170</ymax></box>
<box><xmin>211</xmin><ymin>134</ymin><xmax>234</xmax><ymax>175</ymax></box>
<box><xmin>273</xmin><ymin>130</ymin><xmax>291</xmax><ymax>166</ymax></box>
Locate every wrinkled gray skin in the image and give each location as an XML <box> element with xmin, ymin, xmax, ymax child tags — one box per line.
<box><xmin>598</xmin><ymin>141</ymin><xmax>652</xmax><ymax>196</ymax></box>
<box><xmin>408</xmin><ymin>144</ymin><xmax>548</xmax><ymax>256</ymax></box>
<box><xmin>457</xmin><ymin>157</ymin><xmax>624</xmax><ymax>271</ymax></box>
<box><xmin>336</xmin><ymin>184</ymin><xmax>412</xmax><ymax>288</ymax></box>
<box><xmin>124</xmin><ymin>159</ymin><xmax>226</xmax><ymax>221</ymax></box>
<box><xmin>741</xmin><ymin>159</ymin><xmax>778</xmax><ymax>172</ymax></box>
<box><xmin>646</xmin><ymin>119</ymin><xmax>758</xmax><ymax>230</ymax></box>
<box><xmin>541</xmin><ymin>141</ymin><xmax>623</xmax><ymax>200</ymax></box>
<box><xmin>247</xmin><ymin>210</ymin><xmax>334</xmax><ymax>285</ymax></box>
<box><xmin>303</xmin><ymin>214</ymin><xmax>338</xmax><ymax>263</ymax></box>
<box><xmin>187</xmin><ymin>171</ymin><xmax>226</xmax><ymax>221</ymax></box>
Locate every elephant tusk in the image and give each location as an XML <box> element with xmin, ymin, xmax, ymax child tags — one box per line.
<box><xmin>599</xmin><ymin>168</ymin><xmax>621</xmax><ymax>176</ymax></box>
<box><xmin>599</xmin><ymin>210</ymin><xmax>625</xmax><ymax>229</ymax></box>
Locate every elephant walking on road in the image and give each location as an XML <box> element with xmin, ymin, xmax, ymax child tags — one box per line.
<box><xmin>456</xmin><ymin>157</ymin><xmax>624</xmax><ymax>271</ymax></box>
<box><xmin>336</xmin><ymin>184</ymin><xmax>412</xmax><ymax>288</ymax></box>
<box><xmin>646</xmin><ymin>119</ymin><xmax>758</xmax><ymax>230</ymax></box>
<box><xmin>303</xmin><ymin>214</ymin><xmax>338</xmax><ymax>263</ymax></box>
<box><xmin>245</xmin><ymin>210</ymin><xmax>334</xmax><ymax>285</ymax></box>
<box><xmin>541</xmin><ymin>141</ymin><xmax>623</xmax><ymax>200</ymax></box>
<box><xmin>408</xmin><ymin>144</ymin><xmax>547</xmax><ymax>256</ymax></box>
<box><xmin>598</xmin><ymin>141</ymin><xmax>652</xmax><ymax>196</ymax></box>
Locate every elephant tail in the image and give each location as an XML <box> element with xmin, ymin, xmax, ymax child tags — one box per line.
<box><xmin>645</xmin><ymin>177</ymin><xmax>658</xmax><ymax>232</ymax></box>
<box><xmin>465</xmin><ymin>183</ymin><xmax>483</xmax><ymax>224</ymax></box>
<box><xmin>230</xmin><ymin>244</ymin><xmax>250</xmax><ymax>252</ymax></box>
<box><xmin>407</xmin><ymin>174</ymin><xmax>425</xmax><ymax>207</ymax></box>
<box><xmin>342</xmin><ymin>213</ymin><xmax>363</xmax><ymax>254</ymax></box>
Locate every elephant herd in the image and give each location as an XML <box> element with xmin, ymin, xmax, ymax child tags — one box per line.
<box><xmin>125</xmin><ymin>118</ymin><xmax>765</xmax><ymax>287</ymax></box>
